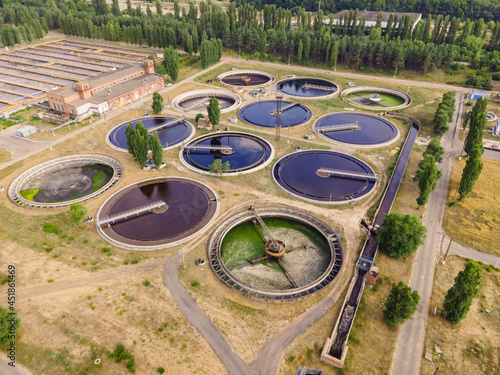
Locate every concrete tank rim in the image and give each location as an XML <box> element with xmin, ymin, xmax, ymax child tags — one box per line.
<box><xmin>207</xmin><ymin>206</ymin><xmax>344</xmax><ymax>301</ymax></box>
<box><xmin>171</xmin><ymin>89</ymin><xmax>242</xmax><ymax>114</ymax></box>
<box><xmin>271</xmin><ymin>149</ymin><xmax>377</xmax><ymax>204</ymax></box>
<box><xmin>217</xmin><ymin>70</ymin><xmax>276</xmax><ymax>88</ymax></box>
<box><xmin>275</xmin><ymin>76</ymin><xmax>341</xmax><ymax>100</ymax></box>
<box><xmin>105</xmin><ymin>115</ymin><xmax>196</xmax><ymax>152</ymax></box>
<box><xmin>312</xmin><ymin>111</ymin><xmax>401</xmax><ymax>149</ymax></box>
<box><xmin>8</xmin><ymin>153</ymin><xmax>123</xmax><ymax>209</ymax></box>
<box><xmin>94</xmin><ymin>176</ymin><xmax>220</xmax><ymax>251</ymax></box>
<box><xmin>178</xmin><ymin>131</ymin><xmax>276</xmax><ymax>176</ymax></box>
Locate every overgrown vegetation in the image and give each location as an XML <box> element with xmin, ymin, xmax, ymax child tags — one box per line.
<box><xmin>109</xmin><ymin>344</ymin><xmax>135</xmax><ymax>373</ymax></box>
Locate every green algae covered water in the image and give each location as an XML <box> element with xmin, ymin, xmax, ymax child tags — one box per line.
<box><xmin>220</xmin><ymin>217</ymin><xmax>331</xmax><ymax>290</ymax></box>
<box><xmin>346</xmin><ymin>91</ymin><xmax>405</xmax><ymax>107</ymax></box>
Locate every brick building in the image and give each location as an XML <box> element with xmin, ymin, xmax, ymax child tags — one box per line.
<box><xmin>47</xmin><ymin>61</ymin><xmax>164</xmax><ymax>117</ymax></box>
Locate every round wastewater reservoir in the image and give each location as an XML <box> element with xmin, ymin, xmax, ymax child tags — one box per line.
<box><xmin>276</xmin><ymin>77</ymin><xmax>339</xmax><ymax>99</ymax></box>
<box><xmin>273</xmin><ymin>150</ymin><xmax>377</xmax><ymax>204</ymax></box>
<box><xmin>238</xmin><ymin>100</ymin><xmax>312</xmax><ymax>128</ymax></box>
<box><xmin>96</xmin><ymin>177</ymin><xmax>219</xmax><ymax>250</ymax></box>
<box><xmin>341</xmin><ymin>86</ymin><xmax>411</xmax><ymax>110</ymax></box>
<box><xmin>8</xmin><ymin>155</ymin><xmax>122</xmax><ymax>208</ymax></box>
<box><xmin>172</xmin><ymin>89</ymin><xmax>242</xmax><ymax>114</ymax></box>
<box><xmin>107</xmin><ymin>116</ymin><xmax>194</xmax><ymax>151</ymax></box>
<box><xmin>180</xmin><ymin>132</ymin><xmax>274</xmax><ymax>176</ymax></box>
<box><xmin>208</xmin><ymin>206</ymin><xmax>344</xmax><ymax>301</ymax></box>
<box><xmin>217</xmin><ymin>70</ymin><xmax>275</xmax><ymax>87</ymax></box>
<box><xmin>313</xmin><ymin>112</ymin><xmax>400</xmax><ymax>148</ymax></box>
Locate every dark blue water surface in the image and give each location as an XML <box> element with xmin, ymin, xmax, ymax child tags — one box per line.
<box><xmin>276</xmin><ymin>78</ymin><xmax>338</xmax><ymax>97</ymax></box>
<box><xmin>108</xmin><ymin>181</ymin><xmax>211</xmax><ymax>241</ymax></box>
<box><xmin>239</xmin><ymin>101</ymin><xmax>312</xmax><ymax>127</ymax></box>
<box><xmin>182</xmin><ymin>132</ymin><xmax>273</xmax><ymax>172</ymax></box>
<box><xmin>108</xmin><ymin>116</ymin><xmax>192</xmax><ymax>150</ymax></box>
<box><xmin>273</xmin><ymin>151</ymin><xmax>376</xmax><ymax>202</ymax></box>
<box><xmin>315</xmin><ymin>113</ymin><xmax>398</xmax><ymax>145</ymax></box>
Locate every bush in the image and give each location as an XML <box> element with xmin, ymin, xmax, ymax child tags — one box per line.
<box><xmin>69</xmin><ymin>203</ymin><xmax>87</xmax><ymax>223</ymax></box>
<box><xmin>102</xmin><ymin>247</ymin><xmax>111</xmax><ymax>253</ymax></box>
<box><xmin>157</xmin><ymin>367</ymin><xmax>165</xmax><ymax>374</ymax></box>
<box><xmin>191</xmin><ymin>280</ymin><xmax>200</xmax><ymax>288</ymax></box>
<box><xmin>144</xmin><ymin>280</ymin><xmax>150</xmax><ymax>286</ymax></box>
<box><xmin>43</xmin><ymin>223</ymin><xmax>61</xmax><ymax>235</ymax></box>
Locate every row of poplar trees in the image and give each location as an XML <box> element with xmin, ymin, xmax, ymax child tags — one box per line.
<box><xmin>458</xmin><ymin>96</ymin><xmax>488</xmax><ymax>200</ymax></box>
<box><xmin>413</xmin><ymin>92</ymin><xmax>455</xmax><ymax>207</ymax></box>
<box><xmin>125</xmin><ymin>121</ymin><xmax>163</xmax><ymax>167</ymax></box>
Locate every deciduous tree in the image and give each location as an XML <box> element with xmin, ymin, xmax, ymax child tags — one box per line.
<box><xmin>383</xmin><ymin>282</ymin><xmax>420</xmax><ymax>328</ymax></box>
<box><xmin>376</xmin><ymin>213</ymin><xmax>426</xmax><ymax>259</ymax></box>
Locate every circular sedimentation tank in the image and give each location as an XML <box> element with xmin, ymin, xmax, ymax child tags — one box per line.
<box><xmin>172</xmin><ymin>89</ymin><xmax>242</xmax><ymax>114</ymax></box>
<box><xmin>275</xmin><ymin>77</ymin><xmax>340</xmax><ymax>98</ymax></box>
<box><xmin>238</xmin><ymin>100</ymin><xmax>312</xmax><ymax>128</ymax></box>
<box><xmin>96</xmin><ymin>177</ymin><xmax>219</xmax><ymax>250</ymax></box>
<box><xmin>313</xmin><ymin>112</ymin><xmax>400</xmax><ymax>148</ymax></box>
<box><xmin>106</xmin><ymin>116</ymin><xmax>194</xmax><ymax>151</ymax></box>
<box><xmin>208</xmin><ymin>206</ymin><xmax>344</xmax><ymax>301</ymax></box>
<box><xmin>273</xmin><ymin>150</ymin><xmax>377</xmax><ymax>204</ymax></box>
<box><xmin>180</xmin><ymin>132</ymin><xmax>275</xmax><ymax>176</ymax></box>
<box><xmin>8</xmin><ymin>154</ymin><xmax>122</xmax><ymax>208</ymax></box>
<box><xmin>341</xmin><ymin>86</ymin><xmax>411</xmax><ymax>110</ymax></box>
<box><xmin>217</xmin><ymin>70</ymin><xmax>275</xmax><ymax>87</ymax></box>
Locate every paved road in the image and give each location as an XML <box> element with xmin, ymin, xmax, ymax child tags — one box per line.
<box><xmin>483</xmin><ymin>148</ymin><xmax>500</xmax><ymax>161</ymax></box>
<box><xmin>162</xmin><ymin>254</ymin><xmax>253</xmax><ymax>375</ymax></box>
<box><xmin>391</xmin><ymin>93</ymin><xmax>464</xmax><ymax>375</ymax></box>
<box><xmin>448</xmin><ymin>240</ymin><xmax>500</xmax><ymax>267</ymax></box>
<box><xmin>222</xmin><ymin>57</ymin><xmax>470</xmax><ymax>92</ymax></box>
<box><xmin>0</xmin><ymin>353</ymin><xmax>32</xmax><ymax>375</ymax></box>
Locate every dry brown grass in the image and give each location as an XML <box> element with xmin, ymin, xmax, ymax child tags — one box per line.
<box><xmin>0</xmin><ymin>148</ymin><xmax>11</xmax><ymax>163</ymax></box>
<box><xmin>444</xmin><ymin>159</ymin><xmax>500</xmax><ymax>256</ymax></box>
<box><xmin>421</xmin><ymin>256</ymin><xmax>500</xmax><ymax>375</ymax></box>
<box><xmin>0</xmin><ymin>247</ymin><xmax>227</xmax><ymax>374</ymax></box>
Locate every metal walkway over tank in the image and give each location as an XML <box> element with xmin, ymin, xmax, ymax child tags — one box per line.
<box><xmin>301</xmin><ymin>83</ymin><xmax>334</xmax><ymax>91</ymax></box>
<box><xmin>269</xmin><ymin>102</ymin><xmax>299</xmax><ymax>115</ymax></box>
<box><xmin>317</xmin><ymin>167</ymin><xmax>378</xmax><ymax>181</ymax></box>
<box><xmin>182</xmin><ymin>145</ymin><xmax>234</xmax><ymax>152</ymax></box>
<box><xmin>318</xmin><ymin>122</ymin><xmax>360</xmax><ymax>132</ymax></box>
<box><xmin>99</xmin><ymin>200</ymin><xmax>167</xmax><ymax>226</ymax></box>
<box><xmin>147</xmin><ymin>118</ymin><xmax>184</xmax><ymax>133</ymax></box>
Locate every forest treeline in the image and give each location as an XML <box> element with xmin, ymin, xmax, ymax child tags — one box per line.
<box><xmin>0</xmin><ymin>0</ymin><xmax>499</xmax><ymax>88</ymax></box>
<box><xmin>233</xmin><ymin>0</ymin><xmax>500</xmax><ymax>23</ymax></box>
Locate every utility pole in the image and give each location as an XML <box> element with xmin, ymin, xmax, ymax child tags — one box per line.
<box><xmin>443</xmin><ymin>238</ymin><xmax>452</xmax><ymax>265</ymax></box>
<box><xmin>180</xmin><ymin>242</ymin><xmax>185</xmax><ymax>269</ymax></box>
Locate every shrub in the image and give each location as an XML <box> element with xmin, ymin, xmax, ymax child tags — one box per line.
<box><xmin>157</xmin><ymin>367</ymin><xmax>165</xmax><ymax>374</ymax></box>
<box><xmin>43</xmin><ymin>223</ymin><xmax>61</xmax><ymax>235</ymax></box>
<box><xmin>144</xmin><ymin>280</ymin><xmax>150</xmax><ymax>286</ymax></box>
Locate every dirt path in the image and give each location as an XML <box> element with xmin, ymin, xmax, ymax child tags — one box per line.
<box><xmin>163</xmin><ymin>254</ymin><xmax>252</xmax><ymax>374</ymax></box>
<box><xmin>18</xmin><ymin>259</ymin><xmax>164</xmax><ymax>301</ymax></box>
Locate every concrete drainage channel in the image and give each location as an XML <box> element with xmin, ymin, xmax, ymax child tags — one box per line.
<box><xmin>321</xmin><ymin>113</ymin><xmax>421</xmax><ymax>367</ymax></box>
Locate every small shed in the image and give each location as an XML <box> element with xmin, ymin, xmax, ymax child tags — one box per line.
<box><xmin>16</xmin><ymin>125</ymin><xmax>37</xmax><ymax>138</ymax></box>
<box><xmin>366</xmin><ymin>266</ymin><xmax>380</xmax><ymax>286</ymax></box>
<box><xmin>305</xmin><ymin>132</ymin><xmax>314</xmax><ymax>140</ymax></box>
<box><xmin>469</xmin><ymin>90</ymin><xmax>487</xmax><ymax>100</ymax></box>
<box><xmin>197</xmin><ymin>118</ymin><xmax>211</xmax><ymax>130</ymax></box>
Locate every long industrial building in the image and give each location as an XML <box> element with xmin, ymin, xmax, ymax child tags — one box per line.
<box><xmin>47</xmin><ymin>61</ymin><xmax>164</xmax><ymax>117</ymax></box>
